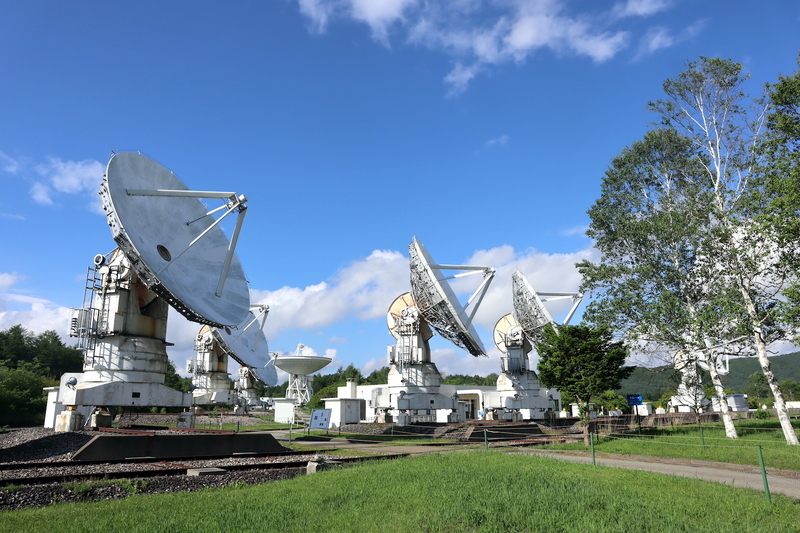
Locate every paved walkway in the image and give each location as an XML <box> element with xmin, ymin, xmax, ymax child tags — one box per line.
<box><xmin>270</xmin><ymin>431</ymin><xmax>800</xmax><ymax>500</ymax></box>
<box><xmin>515</xmin><ymin>449</ymin><xmax>800</xmax><ymax>500</ymax></box>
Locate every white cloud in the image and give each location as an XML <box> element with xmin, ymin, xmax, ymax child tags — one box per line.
<box><xmin>560</xmin><ymin>225</ymin><xmax>588</xmax><ymax>237</ymax></box>
<box><xmin>32</xmin><ymin>157</ymin><xmax>104</xmax><ymax>206</ymax></box>
<box><xmin>634</xmin><ymin>20</ymin><xmax>706</xmax><ymax>60</ymax></box>
<box><xmin>0</xmin><ymin>151</ymin><xmax>20</xmax><ymax>174</ymax></box>
<box><xmin>0</xmin><ymin>296</ymin><xmax>74</xmax><ymax>342</ymax></box>
<box><xmin>30</xmin><ymin>182</ymin><xmax>54</xmax><ymax>205</ymax></box>
<box><xmin>612</xmin><ymin>0</ymin><xmax>672</xmax><ymax>19</ymax></box>
<box><xmin>250</xmin><ymin>248</ymin><xmax>409</xmax><ymax>337</ymax></box>
<box><xmin>248</xmin><ymin>243</ymin><xmax>597</xmax><ymax>375</ymax></box>
<box><xmin>0</xmin><ymin>272</ymin><xmax>22</xmax><ymax>291</ymax></box>
<box><xmin>349</xmin><ymin>0</ymin><xmax>418</xmax><ymax>45</ymax></box>
<box><xmin>297</xmin><ymin>0</ymin><xmax>649</xmax><ymax>94</ymax></box>
<box><xmin>485</xmin><ymin>134</ymin><xmax>509</xmax><ymax>147</ymax></box>
<box><xmin>444</xmin><ymin>63</ymin><xmax>482</xmax><ymax>96</ymax></box>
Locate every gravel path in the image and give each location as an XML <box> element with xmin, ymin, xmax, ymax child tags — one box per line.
<box><xmin>0</xmin><ymin>427</ymin><xmax>311</xmax><ymax>511</ymax></box>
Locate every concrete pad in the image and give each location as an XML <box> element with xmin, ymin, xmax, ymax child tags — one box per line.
<box><xmin>187</xmin><ymin>468</ymin><xmax>227</xmax><ymax>477</ymax></box>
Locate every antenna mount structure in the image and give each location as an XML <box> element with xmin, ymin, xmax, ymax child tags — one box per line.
<box><xmin>49</xmin><ymin>152</ymin><xmax>254</xmax><ymax>432</ymax></box>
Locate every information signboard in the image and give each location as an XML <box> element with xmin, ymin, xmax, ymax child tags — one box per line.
<box><xmin>310</xmin><ymin>409</ymin><xmax>332</xmax><ymax>430</ymax></box>
<box><xmin>626</xmin><ymin>394</ymin><xmax>643</xmax><ymax>406</ymax></box>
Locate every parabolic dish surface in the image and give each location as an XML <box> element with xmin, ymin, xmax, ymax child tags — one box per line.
<box><xmin>101</xmin><ymin>152</ymin><xmax>250</xmax><ymax>327</ymax></box>
<box><xmin>274</xmin><ymin>356</ymin><xmax>332</xmax><ymax>376</ymax></box>
<box><xmin>212</xmin><ymin>311</ymin><xmax>278</xmax><ymax>386</ymax></box>
<box><xmin>409</xmin><ymin>237</ymin><xmax>485</xmax><ymax>356</ymax></box>
<box><xmin>511</xmin><ymin>270</ymin><xmax>555</xmax><ymax>345</ymax></box>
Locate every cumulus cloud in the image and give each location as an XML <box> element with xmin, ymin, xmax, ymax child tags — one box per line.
<box><xmin>634</xmin><ymin>19</ymin><xmax>705</xmax><ymax>60</ymax></box>
<box><xmin>0</xmin><ymin>271</ymin><xmax>74</xmax><ymax>341</ymax></box>
<box><xmin>246</xmin><ymin>243</ymin><xmax>599</xmax><ymax>376</ymax></box>
<box><xmin>296</xmin><ymin>0</ymin><xmax>675</xmax><ymax>94</ymax></box>
<box><xmin>485</xmin><ymin>134</ymin><xmax>509</xmax><ymax>147</ymax></box>
<box><xmin>612</xmin><ymin>0</ymin><xmax>672</xmax><ymax>19</ymax></box>
<box><xmin>0</xmin><ymin>151</ymin><xmax>21</xmax><ymax>174</ymax></box>
<box><xmin>32</xmin><ymin>157</ymin><xmax>104</xmax><ymax>207</ymax></box>
<box><xmin>250</xmin><ymin>249</ymin><xmax>410</xmax><ymax>337</ymax></box>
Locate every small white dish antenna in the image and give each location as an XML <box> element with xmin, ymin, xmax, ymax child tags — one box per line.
<box><xmin>408</xmin><ymin>237</ymin><xmax>495</xmax><ymax>356</ymax></box>
<box><xmin>273</xmin><ymin>344</ymin><xmax>333</xmax><ymax>376</ymax></box>
<box><xmin>100</xmin><ymin>151</ymin><xmax>250</xmax><ymax>327</ymax></box>
<box><xmin>511</xmin><ymin>270</ymin><xmax>582</xmax><ymax>344</ymax></box>
<box><xmin>211</xmin><ymin>305</ymin><xmax>278</xmax><ymax>386</ymax></box>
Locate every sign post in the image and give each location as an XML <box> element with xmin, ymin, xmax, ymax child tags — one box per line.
<box><xmin>627</xmin><ymin>394</ymin><xmax>643</xmax><ymax>435</ymax></box>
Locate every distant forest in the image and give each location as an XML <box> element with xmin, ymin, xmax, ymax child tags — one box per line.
<box><xmin>617</xmin><ymin>351</ymin><xmax>800</xmax><ymax>401</ymax></box>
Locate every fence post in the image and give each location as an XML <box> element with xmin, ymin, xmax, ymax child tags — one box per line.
<box><xmin>484</xmin><ymin>429</ymin><xmax>489</xmax><ymax>451</ymax></box>
<box><xmin>757</xmin><ymin>445</ymin><xmax>772</xmax><ymax>503</ymax></box>
<box><xmin>591</xmin><ymin>432</ymin><xmax>596</xmax><ymax>466</ymax></box>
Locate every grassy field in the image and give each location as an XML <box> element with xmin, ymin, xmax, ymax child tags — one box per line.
<box><xmin>534</xmin><ymin>419</ymin><xmax>800</xmax><ymax>471</ymax></box>
<box><xmin>2</xmin><ymin>451</ymin><xmax>798</xmax><ymax>532</ymax></box>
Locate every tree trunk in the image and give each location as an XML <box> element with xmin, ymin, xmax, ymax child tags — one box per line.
<box><xmin>755</xmin><ymin>335</ymin><xmax>799</xmax><ymax>445</ymax></box>
<box><xmin>580</xmin><ymin>402</ymin><xmax>592</xmax><ymax>447</ymax></box>
<box><xmin>707</xmin><ymin>361</ymin><xmax>738</xmax><ymax>439</ymax></box>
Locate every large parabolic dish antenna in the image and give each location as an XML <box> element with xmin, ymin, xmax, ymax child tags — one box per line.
<box><xmin>211</xmin><ymin>307</ymin><xmax>278</xmax><ymax>386</ymax></box>
<box><xmin>409</xmin><ymin>237</ymin><xmax>494</xmax><ymax>357</ymax></box>
<box><xmin>512</xmin><ymin>270</ymin><xmax>583</xmax><ymax>344</ymax></box>
<box><xmin>100</xmin><ymin>152</ymin><xmax>250</xmax><ymax>327</ymax></box>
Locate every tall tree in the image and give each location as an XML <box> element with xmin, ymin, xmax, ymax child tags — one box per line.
<box><xmin>536</xmin><ymin>324</ymin><xmax>632</xmax><ymax>446</ymax></box>
<box><xmin>578</xmin><ymin>126</ymin><xmax>742</xmax><ymax>438</ymax></box>
<box><xmin>582</xmin><ymin>57</ymin><xmax>800</xmax><ymax>444</ymax></box>
<box><xmin>653</xmin><ymin>57</ymin><xmax>798</xmax><ymax>445</ymax></box>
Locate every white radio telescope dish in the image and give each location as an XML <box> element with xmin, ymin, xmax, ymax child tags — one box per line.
<box><xmin>100</xmin><ymin>151</ymin><xmax>250</xmax><ymax>327</ymax></box>
<box><xmin>408</xmin><ymin>237</ymin><xmax>494</xmax><ymax>357</ymax></box>
<box><xmin>211</xmin><ymin>306</ymin><xmax>278</xmax><ymax>386</ymax></box>
<box><xmin>512</xmin><ymin>270</ymin><xmax>582</xmax><ymax>344</ymax></box>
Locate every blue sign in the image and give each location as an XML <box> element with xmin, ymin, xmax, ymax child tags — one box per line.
<box><xmin>626</xmin><ymin>394</ymin><xmax>643</xmax><ymax>406</ymax></box>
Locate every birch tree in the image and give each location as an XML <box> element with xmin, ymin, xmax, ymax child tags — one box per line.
<box><xmin>578</xmin><ymin>127</ymin><xmax>743</xmax><ymax>439</ymax></box>
<box><xmin>650</xmin><ymin>57</ymin><xmax>799</xmax><ymax>445</ymax></box>
<box><xmin>582</xmin><ymin>57</ymin><xmax>800</xmax><ymax>444</ymax></box>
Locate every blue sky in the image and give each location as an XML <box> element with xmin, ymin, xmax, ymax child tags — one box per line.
<box><xmin>1</xmin><ymin>0</ymin><xmax>799</xmax><ymax>384</ymax></box>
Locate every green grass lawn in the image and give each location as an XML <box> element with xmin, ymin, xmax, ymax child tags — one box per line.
<box><xmin>536</xmin><ymin>419</ymin><xmax>800</xmax><ymax>471</ymax></box>
<box><xmin>2</xmin><ymin>451</ymin><xmax>798</xmax><ymax>533</ymax></box>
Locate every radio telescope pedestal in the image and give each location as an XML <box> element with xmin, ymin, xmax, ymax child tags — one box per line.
<box><xmin>379</xmin><ymin>238</ymin><xmax>494</xmax><ymax>425</ymax></box>
<box><xmin>492</xmin><ymin>314</ymin><xmax>539</xmax><ymax>422</ymax></box>
<box><xmin>484</xmin><ymin>270</ymin><xmax>583</xmax><ymax>421</ymax></box>
<box><xmin>188</xmin><ymin>306</ymin><xmax>277</xmax><ymax>408</ymax></box>
<box><xmin>47</xmin><ymin>152</ymin><xmax>252</xmax><ymax>432</ymax></box>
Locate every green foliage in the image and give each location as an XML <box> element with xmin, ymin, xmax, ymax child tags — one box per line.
<box><xmin>537</xmin><ymin>324</ymin><xmax>632</xmax><ymax>405</ymax></box>
<box><xmin>441</xmin><ymin>373</ymin><xmax>498</xmax><ymax>386</ymax></box>
<box><xmin>306</xmin><ymin>384</ymin><xmax>340</xmax><ymax>410</ymax></box>
<box><xmin>745</xmin><ymin>372</ymin><xmax>770</xmax><ymax>404</ymax></box>
<box><xmin>362</xmin><ymin>366</ymin><xmax>390</xmax><ymax>385</ymax></box>
<box><xmin>163</xmin><ymin>359</ymin><xmax>192</xmax><ymax>393</ymax></box>
<box><xmin>595</xmin><ymin>390</ymin><xmax>629</xmax><ymax>412</ymax></box>
<box><xmin>0</xmin><ymin>325</ymin><xmax>82</xmax><ymax>378</ymax></box>
<box><xmin>779</xmin><ymin>379</ymin><xmax>800</xmax><ymax>401</ymax></box>
<box><xmin>0</xmin><ymin>368</ymin><xmax>56</xmax><ymax>423</ymax></box>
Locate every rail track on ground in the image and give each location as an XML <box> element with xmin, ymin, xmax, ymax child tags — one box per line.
<box><xmin>0</xmin><ymin>450</ymin><xmax>409</xmax><ymax>488</ymax></box>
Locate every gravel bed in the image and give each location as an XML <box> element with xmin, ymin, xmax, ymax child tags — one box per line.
<box><xmin>0</xmin><ymin>467</ymin><xmax>304</xmax><ymax>511</ymax></box>
<box><xmin>0</xmin><ymin>427</ymin><xmax>343</xmax><ymax>511</ymax></box>
<box><xmin>0</xmin><ymin>427</ymin><xmax>94</xmax><ymax>463</ymax></box>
